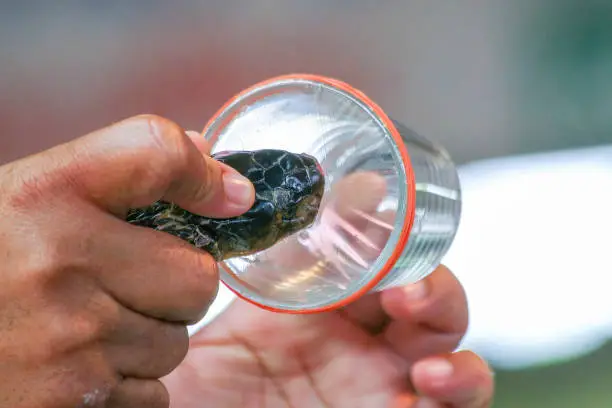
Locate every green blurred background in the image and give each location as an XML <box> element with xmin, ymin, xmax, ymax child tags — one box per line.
<box><xmin>494</xmin><ymin>343</ymin><xmax>612</xmax><ymax>408</ymax></box>
<box><xmin>1</xmin><ymin>2</ymin><xmax>611</xmax><ymax>406</ymax></box>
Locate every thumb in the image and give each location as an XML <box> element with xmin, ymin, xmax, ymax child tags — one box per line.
<box><xmin>46</xmin><ymin>115</ymin><xmax>255</xmax><ymax>218</ymax></box>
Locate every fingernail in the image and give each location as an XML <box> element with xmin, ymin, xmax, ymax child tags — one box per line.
<box><xmin>414</xmin><ymin>358</ymin><xmax>454</xmax><ymax>383</ymax></box>
<box><xmin>414</xmin><ymin>397</ymin><xmax>441</xmax><ymax>408</ymax></box>
<box><xmin>403</xmin><ymin>281</ymin><xmax>428</xmax><ymax>302</ymax></box>
<box><xmin>223</xmin><ymin>172</ymin><xmax>253</xmax><ymax>207</ymax></box>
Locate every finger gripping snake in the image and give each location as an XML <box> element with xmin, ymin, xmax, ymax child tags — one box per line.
<box><xmin>126</xmin><ymin>149</ymin><xmax>325</xmax><ymax>261</ymax></box>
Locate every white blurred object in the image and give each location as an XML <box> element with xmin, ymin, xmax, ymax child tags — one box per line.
<box><xmin>192</xmin><ymin>144</ymin><xmax>612</xmax><ymax>370</ymax></box>
<box><xmin>447</xmin><ymin>144</ymin><xmax>612</xmax><ymax>369</ymax></box>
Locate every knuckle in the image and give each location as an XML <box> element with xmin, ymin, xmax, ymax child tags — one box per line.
<box><xmin>19</xmin><ymin>239</ymin><xmax>74</xmax><ymax>285</ymax></box>
<box><xmin>70</xmin><ymin>314</ymin><xmax>107</xmax><ymax>344</ymax></box>
<box><xmin>3</xmin><ymin>199</ymin><xmax>92</xmax><ymax>289</ymax></box>
<box><xmin>111</xmin><ymin>115</ymin><xmax>191</xmax><ymax>201</ymax></box>
<box><xmin>129</xmin><ymin>115</ymin><xmax>196</xmax><ymax>198</ymax></box>
<box><xmin>141</xmin><ymin>114</ymin><xmax>190</xmax><ymax>171</ymax></box>
<box><xmin>18</xmin><ymin>228</ymin><xmax>91</xmax><ymax>288</ymax></box>
<box><xmin>75</xmin><ymin>303</ymin><xmax>120</xmax><ymax>343</ymax></box>
<box><xmin>47</xmin><ymin>298</ymin><xmax>119</xmax><ymax>355</ymax></box>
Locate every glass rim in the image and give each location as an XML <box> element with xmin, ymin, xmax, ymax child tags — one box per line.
<box><xmin>201</xmin><ymin>73</ymin><xmax>417</xmax><ymax>314</ymax></box>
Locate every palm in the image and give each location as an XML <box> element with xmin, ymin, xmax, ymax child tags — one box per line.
<box><xmin>165</xmin><ymin>295</ymin><xmax>413</xmax><ymax>408</ymax></box>
<box><xmin>163</xmin><ymin>172</ymin><xmax>488</xmax><ymax>407</ymax></box>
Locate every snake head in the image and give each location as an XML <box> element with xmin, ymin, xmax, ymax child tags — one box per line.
<box><xmin>211</xmin><ymin>149</ymin><xmax>325</xmax><ymax>258</ymax></box>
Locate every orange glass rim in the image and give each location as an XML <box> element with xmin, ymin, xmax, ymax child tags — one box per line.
<box><xmin>201</xmin><ymin>73</ymin><xmax>417</xmax><ymax>314</ymax></box>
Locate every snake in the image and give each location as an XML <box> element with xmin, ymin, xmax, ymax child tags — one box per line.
<box><xmin>126</xmin><ymin>149</ymin><xmax>325</xmax><ymax>261</ymax></box>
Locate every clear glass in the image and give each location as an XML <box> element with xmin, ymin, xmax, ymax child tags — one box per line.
<box><xmin>373</xmin><ymin>121</ymin><xmax>461</xmax><ymax>290</ymax></box>
<box><xmin>204</xmin><ymin>76</ymin><xmax>461</xmax><ymax>312</ymax></box>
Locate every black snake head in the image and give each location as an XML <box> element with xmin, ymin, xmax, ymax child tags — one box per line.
<box><xmin>127</xmin><ymin>149</ymin><xmax>325</xmax><ymax>261</ymax></box>
<box><xmin>211</xmin><ymin>149</ymin><xmax>325</xmax><ymax>259</ymax></box>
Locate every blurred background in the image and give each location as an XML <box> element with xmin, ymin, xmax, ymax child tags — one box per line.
<box><xmin>1</xmin><ymin>2</ymin><xmax>611</xmax><ymax>406</ymax></box>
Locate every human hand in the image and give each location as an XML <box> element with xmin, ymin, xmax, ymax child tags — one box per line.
<box><xmin>164</xmin><ymin>173</ymin><xmax>493</xmax><ymax>407</ymax></box>
<box><xmin>0</xmin><ymin>115</ymin><xmax>255</xmax><ymax>407</ymax></box>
